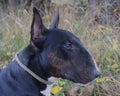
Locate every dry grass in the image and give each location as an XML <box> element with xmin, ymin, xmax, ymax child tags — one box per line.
<box><xmin>0</xmin><ymin>3</ymin><xmax>120</xmax><ymax>96</ymax></box>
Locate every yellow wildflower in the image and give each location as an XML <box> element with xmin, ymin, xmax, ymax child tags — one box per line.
<box><xmin>6</xmin><ymin>52</ymin><xmax>11</xmax><ymax>56</ymax></box>
<box><xmin>95</xmin><ymin>78</ymin><xmax>105</xmax><ymax>83</ymax></box>
<box><xmin>51</xmin><ymin>86</ymin><xmax>63</xmax><ymax>95</ymax></box>
<box><xmin>96</xmin><ymin>77</ymin><xmax>113</xmax><ymax>84</ymax></box>
<box><xmin>112</xmin><ymin>63</ymin><xmax>118</xmax><ymax>69</ymax></box>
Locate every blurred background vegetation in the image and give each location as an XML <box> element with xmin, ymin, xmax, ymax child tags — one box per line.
<box><xmin>0</xmin><ymin>0</ymin><xmax>120</xmax><ymax>96</ymax></box>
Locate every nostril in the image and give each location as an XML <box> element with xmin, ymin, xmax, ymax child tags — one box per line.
<box><xmin>94</xmin><ymin>70</ymin><xmax>101</xmax><ymax>78</ymax></box>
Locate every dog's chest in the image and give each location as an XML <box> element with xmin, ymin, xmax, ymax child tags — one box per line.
<box><xmin>41</xmin><ymin>77</ymin><xmax>58</xmax><ymax>96</ymax></box>
<box><xmin>41</xmin><ymin>84</ymin><xmax>53</xmax><ymax>96</ymax></box>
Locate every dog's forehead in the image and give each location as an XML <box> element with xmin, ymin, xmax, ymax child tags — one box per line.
<box><xmin>47</xmin><ymin>29</ymin><xmax>79</xmax><ymax>42</ymax></box>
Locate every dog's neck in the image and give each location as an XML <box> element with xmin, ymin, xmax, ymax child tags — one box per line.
<box><xmin>16</xmin><ymin>45</ymin><xmax>50</xmax><ymax>90</ymax></box>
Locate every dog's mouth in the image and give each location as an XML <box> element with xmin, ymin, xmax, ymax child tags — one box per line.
<box><xmin>62</xmin><ymin>73</ymin><xmax>96</xmax><ymax>84</ymax></box>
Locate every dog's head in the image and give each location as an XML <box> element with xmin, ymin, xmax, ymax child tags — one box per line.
<box><xmin>30</xmin><ymin>8</ymin><xmax>100</xmax><ymax>84</ymax></box>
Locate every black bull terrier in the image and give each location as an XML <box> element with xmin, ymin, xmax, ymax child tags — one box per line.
<box><xmin>0</xmin><ymin>8</ymin><xmax>100</xmax><ymax>96</ymax></box>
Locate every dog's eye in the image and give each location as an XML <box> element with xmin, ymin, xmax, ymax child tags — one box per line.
<box><xmin>64</xmin><ymin>41</ymin><xmax>72</xmax><ymax>50</ymax></box>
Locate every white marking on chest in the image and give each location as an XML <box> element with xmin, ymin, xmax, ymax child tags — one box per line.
<box><xmin>41</xmin><ymin>77</ymin><xmax>58</xmax><ymax>96</ymax></box>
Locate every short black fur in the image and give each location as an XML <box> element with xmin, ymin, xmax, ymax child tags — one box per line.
<box><xmin>0</xmin><ymin>7</ymin><xmax>100</xmax><ymax>96</ymax></box>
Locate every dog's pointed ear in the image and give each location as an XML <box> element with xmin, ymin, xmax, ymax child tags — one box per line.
<box><xmin>31</xmin><ymin>7</ymin><xmax>47</xmax><ymax>42</ymax></box>
<box><xmin>50</xmin><ymin>9</ymin><xmax>59</xmax><ymax>29</ymax></box>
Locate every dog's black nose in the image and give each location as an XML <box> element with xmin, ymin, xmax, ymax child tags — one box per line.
<box><xmin>94</xmin><ymin>70</ymin><xmax>101</xmax><ymax>78</ymax></box>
